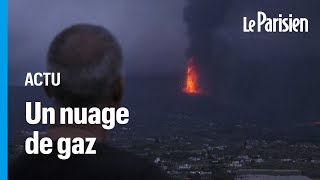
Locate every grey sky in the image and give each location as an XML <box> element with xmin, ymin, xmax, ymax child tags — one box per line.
<box><xmin>9</xmin><ymin>0</ymin><xmax>188</xmax><ymax>85</ymax></box>
<box><xmin>9</xmin><ymin>0</ymin><xmax>320</xmax><ymax>86</ymax></box>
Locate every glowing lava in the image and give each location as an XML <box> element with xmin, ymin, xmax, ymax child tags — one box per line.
<box><xmin>183</xmin><ymin>56</ymin><xmax>201</xmax><ymax>95</ymax></box>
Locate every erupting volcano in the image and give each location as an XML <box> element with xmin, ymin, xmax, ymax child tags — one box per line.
<box><xmin>183</xmin><ymin>56</ymin><xmax>201</xmax><ymax>95</ymax></box>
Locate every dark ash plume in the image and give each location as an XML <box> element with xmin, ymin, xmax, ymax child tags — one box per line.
<box><xmin>183</xmin><ymin>0</ymin><xmax>231</xmax><ymax>99</ymax></box>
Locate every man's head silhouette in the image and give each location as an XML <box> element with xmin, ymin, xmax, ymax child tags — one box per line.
<box><xmin>45</xmin><ymin>24</ymin><xmax>123</xmax><ymax>141</ymax></box>
<box><xmin>10</xmin><ymin>24</ymin><xmax>168</xmax><ymax>180</ymax></box>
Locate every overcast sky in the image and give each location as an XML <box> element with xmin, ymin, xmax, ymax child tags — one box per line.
<box><xmin>9</xmin><ymin>0</ymin><xmax>320</xmax><ymax>85</ymax></box>
<box><xmin>9</xmin><ymin>0</ymin><xmax>189</xmax><ymax>85</ymax></box>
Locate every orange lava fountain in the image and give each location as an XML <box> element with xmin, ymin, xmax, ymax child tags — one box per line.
<box><xmin>183</xmin><ymin>56</ymin><xmax>201</xmax><ymax>95</ymax></box>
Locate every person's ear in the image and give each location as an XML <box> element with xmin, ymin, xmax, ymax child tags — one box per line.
<box><xmin>112</xmin><ymin>76</ymin><xmax>123</xmax><ymax>105</ymax></box>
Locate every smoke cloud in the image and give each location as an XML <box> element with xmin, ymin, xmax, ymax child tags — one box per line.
<box><xmin>183</xmin><ymin>0</ymin><xmax>320</xmax><ymax>124</ymax></box>
<box><xmin>183</xmin><ymin>0</ymin><xmax>232</xmax><ymax>99</ymax></box>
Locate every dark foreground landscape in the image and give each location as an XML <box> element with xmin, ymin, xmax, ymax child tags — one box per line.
<box><xmin>8</xmin><ymin>77</ymin><xmax>320</xmax><ymax>179</ymax></box>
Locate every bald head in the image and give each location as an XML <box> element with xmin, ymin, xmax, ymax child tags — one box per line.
<box><xmin>46</xmin><ymin>24</ymin><xmax>123</xmax><ymax>107</ymax></box>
